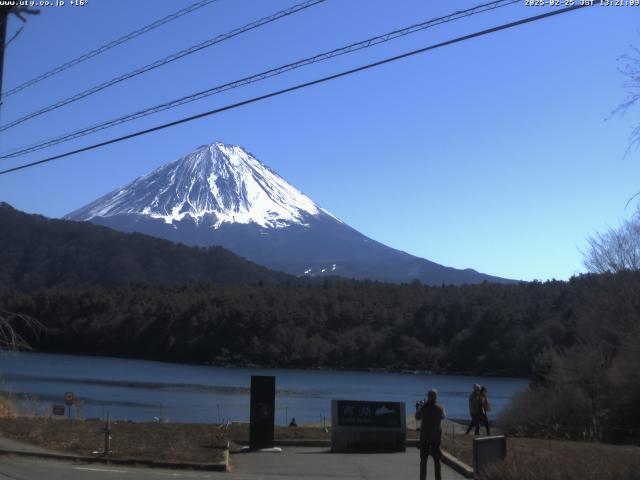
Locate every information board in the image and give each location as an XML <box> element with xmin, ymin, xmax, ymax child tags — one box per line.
<box><xmin>331</xmin><ymin>399</ymin><xmax>406</xmax><ymax>452</ymax></box>
<box><xmin>336</xmin><ymin>400</ymin><xmax>402</xmax><ymax>428</ymax></box>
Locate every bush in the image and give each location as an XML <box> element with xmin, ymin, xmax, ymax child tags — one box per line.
<box><xmin>0</xmin><ymin>396</ymin><xmax>16</xmax><ymax>418</ymax></box>
<box><xmin>499</xmin><ymin>346</ymin><xmax>610</xmax><ymax>440</ymax></box>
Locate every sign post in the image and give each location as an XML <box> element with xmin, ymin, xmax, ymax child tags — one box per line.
<box><xmin>64</xmin><ymin>391</ymin><xmax>74</xmax><ymax>419</ymax></box>
<box><xmin>249</xmin><ymin>375</ymin><xmax>275</xmax><ymax>450</ymax></box>
<box><xmin>102</xmin><ymin>412</ymin><xmax>111</xmax><ymax>456</ymax></box>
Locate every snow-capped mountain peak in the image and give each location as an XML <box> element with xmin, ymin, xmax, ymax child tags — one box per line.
<box><xmin>67</xmin><ymin>141</ymin><xmax>338</xmax><ymax>229</ymax></box>
<box><xmin>66</xmin><ymin>141</ymin><xmax>514</xmax><ymax>285</ymax></box>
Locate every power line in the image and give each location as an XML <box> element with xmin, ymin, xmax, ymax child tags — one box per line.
<box><xmin>0</xmin><ymin>0</ymin><xmax>520</xmax><ymax>160</ymax></box>
<box><xmin>1</xmin><ymin>0</ymin><xmax>219</xmax><ymax>100</ymax></box>
<box><xmin>0</xmin><ymin>3</ymin><xmax>594</xmax><ymax>177</ymax></box>
<box><xmin>0</xmin><ymin>0</ymin><xmax>327</xmax><ymax>133</ymax></box>
<box><xmin>4</xmin><ymin>26</ymin><xmax>23</xmax><ymax>49</ymax></box>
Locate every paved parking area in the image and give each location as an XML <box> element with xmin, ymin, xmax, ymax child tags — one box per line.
<box><xmin>230</xmin><ymin>446</ymin><xmax>465</xmax><ymax>479</ymax></box>
<box><xmin>0</xmin><ymin>447</ymin><xmax>464</xmax><ymax>480</ymax></box>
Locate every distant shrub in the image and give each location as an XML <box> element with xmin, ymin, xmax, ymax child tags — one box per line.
<box><xmin>499</xmin><ymin>385</ymin><xmax>591</xmax><ymax>439</ymax></box>
<box><xmin>0</xmin><ymin>396</ymin><xmax>16</xmax><ymax>418</ymax></box>
<box><xmin>499</xmin><ymin>346</ymin><xmax>610</xmax><ymax>440</ymax></box>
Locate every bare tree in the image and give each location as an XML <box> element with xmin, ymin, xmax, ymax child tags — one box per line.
<box><xmin>613</xmin><ymin>44</ymin><xmax>640</xmax><ymax>151</ymax></box>
<box><xmin>0</xmin><ymin>308</ymin><xmax>42</xmax><ymax>351</ymax></box>
<box><xmin>583</xmin><ymin>208</ymin><xmax>640</xmax><ymax>273</ymax></box>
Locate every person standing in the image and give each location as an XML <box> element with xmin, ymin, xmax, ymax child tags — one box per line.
<box><xmin>415</xmin><ymin>389</ymin><xmax>446</xmax><ymax>480</ymax></box>
<box><xmin>480</xmin><ymin>386</ymin><xmax>491</xmax><ymax>435</ymax></box>
<box><xmin>465</xmin><ymin>384</ymin><xmax>482</xmax><ymax>435</ymax></box>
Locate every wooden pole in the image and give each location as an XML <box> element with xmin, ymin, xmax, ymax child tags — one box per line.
<box><xmin>103</xmin><ymin>412</ymin><xmax>111</xmax><ymax>455</ymax></box>
<box><xmin>0</xmin><ymin>7</ymin><xmax>10</xmax><ymax>102</ymax></box>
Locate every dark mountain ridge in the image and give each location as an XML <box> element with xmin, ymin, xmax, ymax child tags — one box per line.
<box><xmin>0</xmin><ymin>202</ymin><xmax>292</xmax><ymax>290</ymax></box>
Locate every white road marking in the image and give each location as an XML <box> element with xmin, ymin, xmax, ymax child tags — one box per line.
<box><xmin>153</xmin><ymin>474</ymin><xmax>200</xmax><ymax>478</ymax></box>
<box><xmin>156</xmin><ymin>473</ymin><xmax>212</xmax><ymax>478</ymax></box>
<box><xmin>74</xmin><ymin>467</ymin><xmax>127</xmax><ymax>473</ymax></box>
<box><xmin>73</xmin><ymin>466</ymin><xmax>216</xmax><ymax>478</ymax></box>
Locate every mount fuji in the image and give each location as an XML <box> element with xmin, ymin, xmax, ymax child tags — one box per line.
<box><xmin>66</xmin><ymin>141</ymin><xmax>512</xmax><ymax>285</ymax></box>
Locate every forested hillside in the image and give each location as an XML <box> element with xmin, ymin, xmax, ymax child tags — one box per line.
<box><xmin>0</xmin><ymin>203</ymin><xmax>291</xmax><ymax>289</ymax></box>
<box><xmin>4</xmin><ymin>272</ymin><xmax>631</xmax><ymax>377</ymax></box>
<box><xmin>3</xmin><ymin>200</ymin><xmax>638</xmax><ymax>433</ymax></box>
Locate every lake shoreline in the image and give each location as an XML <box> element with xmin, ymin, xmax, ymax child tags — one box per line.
<box><xmin>19</xmin><ymin>348</ymin><xmax>530</xmax><ymax>380</ymax></box>
<box><xmin>0</xmin><ymin>351</ymin><xmax>529</xmax><ymax>424</ymax></box>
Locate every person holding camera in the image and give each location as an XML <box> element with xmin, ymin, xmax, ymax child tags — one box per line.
<box><xmin>415</xmin><ymin>389</ymin><xmax>446</xmax><ymax>480</ymax></box>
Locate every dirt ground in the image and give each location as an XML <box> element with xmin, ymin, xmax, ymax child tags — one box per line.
<box><xmin>230</xmin><ymin>422</ymin><xmax>418</xmax><ymax>441</ymax></box>
<box><xmin>229</xmin><ymin>422</ymin><xmax>329</xmax><ymax>442</ymax></box>
<box><xmin>1</xmin><ymin>416</ymin><xmax>638</xmax><ymax>478</ymax></box>
<box><xmin>0</xmin><ymin>417</ymin><xmax>228</xmax><ymax>464</ymax></box>
<box><xmin>0</xmin><ymin>417</ymin><xmax>336</xmax><ymax>463</ymax></box>
<box><xmin>0</xmin><ymin>417</ymin><xmax>422</xmax><ymax>469</ymax></box>
<box><xmin>0</xmin><ymin>416</ymin><xmax>405</xmax><ymax>463</ymax></box>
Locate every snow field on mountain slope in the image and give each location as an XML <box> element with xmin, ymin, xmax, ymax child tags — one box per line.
<box><xmin>69</xmin><ymin>142</ymin><xmax>340</xmax><ymax>229</ymax></box>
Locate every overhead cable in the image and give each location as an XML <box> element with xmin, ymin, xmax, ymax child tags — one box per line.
<box><xmin>0</xmin><ymin>0</ymin><xmax>327</xmax><ymax>132</ymax></box>
<box><xmin>1</xmin><ymin>0</ymin><xmax>220</xmax><ymax>100</ymax></box>
<box><xmin>0</xmin><ymin>0</ymin><xmax>520</xmax><ymax>159</ymax></box>
<box><xmin>0</xmin><ymin>3</ymin><xmax>594</xmax><ymax>176</ymax></box>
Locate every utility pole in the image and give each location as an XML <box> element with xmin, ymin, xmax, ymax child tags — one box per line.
<box><xmin>0</xmin><ymin>5</ymin><xmax>40</xmax><ymax>105</ymax></box>
<box><xmin>0</xmin><ymin>7</ymin><xmax>10</xmax><ymax>102</ymax></box>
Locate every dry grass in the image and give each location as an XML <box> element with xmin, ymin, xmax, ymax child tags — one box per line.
<box><xmin>0</xmin><ymin>418</ymin><xmax>330</xmax><ymax>462</ymax></box>
<box><xmin>440</xmin><ymin>432</ymin><xmax>474</xmax><ymax>465</ymax></box>
<box><xmin>440</xmin><ymin>432</ymin><xmax>640</xmax><ymax>480</ymax></box>
<box><xmin>0</xmin><ymin>396</ymin><xmax>16</xmax><ymax>418</ymax></box>
<box><xmin>0</xmin><ymin>417</ymin><xmax>331</xmax><ymax>461</ymax></box>
<box><xmin>0</xmin><ymin>417</ymin><xmax>227</xmax><ymax>463</ymax></box>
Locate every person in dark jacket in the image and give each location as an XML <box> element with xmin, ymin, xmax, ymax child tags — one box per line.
<box><xmin>465</xmin><ymin>384</ymin><xmax>482</xmax><ymax>435</ymax></box>
<box><xmin>415</xmin><ymin>389</ymin><xmax>446</xmax><ymax>480</ymax></box>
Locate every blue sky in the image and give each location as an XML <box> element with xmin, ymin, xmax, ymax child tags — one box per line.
<box><xmin>0</xmin><ymin>0</ymin><xmax>639</xmax><ymax>281</ymax></box>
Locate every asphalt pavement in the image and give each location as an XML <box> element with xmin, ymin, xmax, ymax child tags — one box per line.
<box><xmin>231</xmin><ymin>446</ymin><xmax>464</xmax><ymax>479</ymax></box>
<box><xmin>0</xmin><ymin>446</ymin><xmax>464</xmax><ymax>479</ymax></box>
<box><xmin>0</xmin><ymin>455</ymin><xmax>217</xmax><ymax>480</ymax></box>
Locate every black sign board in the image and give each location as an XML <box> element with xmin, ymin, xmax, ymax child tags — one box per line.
<box><xmin>52</xmin><ymin>405</ymin><xmax>65</xmax><ymax>416</ymax></box>
<box><xmin>336</xmin><ymin>400</ymin><xmax>401</xmax><ymax>428</ymax></box>
<box><xmin>249</xmin><ymin>375</ymin><xmax>275</xmax><ymax>450</ymax></box>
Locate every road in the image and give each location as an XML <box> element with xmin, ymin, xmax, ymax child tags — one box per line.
<box><xmin>0</xmin><ymin>447</ymin><xmax>464</xmax><ymax>479</ymax></box>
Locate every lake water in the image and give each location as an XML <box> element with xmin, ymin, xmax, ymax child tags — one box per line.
<box><xmin>0</xmin><ymin>351</ymin><xmax>528</xmax><ymax>425</ymax></box>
